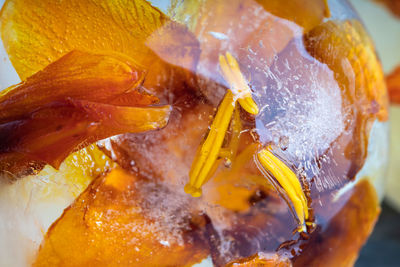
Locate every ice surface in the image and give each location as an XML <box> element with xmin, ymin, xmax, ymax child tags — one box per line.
<box><xmin>134</xmin><ymin>179</ymin><xmax>195</xmax><ymax>246</ymax></box>
<box><xmin>253</xmin><ymin>40</ymin><xmax>344</xmax><ymax>185</ymax></box>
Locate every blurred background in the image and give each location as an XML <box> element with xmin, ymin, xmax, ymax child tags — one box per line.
<box><xmin>349</xmin><ymin>1</ymin><xmax>400</xmax><ymax>266</ymax></box>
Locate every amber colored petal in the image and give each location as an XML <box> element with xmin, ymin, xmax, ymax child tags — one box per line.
<box><xmin>387</xmin><ymin>65</ymin><xmax>400</xmax><ymax>104</ymax></box>
<box><xmin>34</xmin><ymin>167</ymin><xmax>208</xmax><ymax>267</ymax></box>
<box><xmin>0</xmin><ymin>99</ymin><xmax>170</xmax><ymax>171</ymax></box>
<box><xmin>108</xmin><ymin>89</ymin><xmax>159</xmax><ymax>107</ymax></box>
<box><xmin>304</xmin><ymin>20</ymin><xmax>389</xmax><ymax>122</ymax></box>
<box><xmin>304</xmin><ymin>20</ymin><xmax>389</xmax><ymax>186</ymax></box>
<box><xmin>226</xmin><ymin>253</ymin><xmax>291</xmax><ymax>267</ymax></box>
<box><xmin>0</xmin><ymin>103</ymin><xmax>91</xmax><ymax>169</ymax></box>
<box><xmin>0</xmin><ymin>0</ymin><xmax>166</xmax><ymax>79</ymax></box>
<box><xmin>292</xmin><ymin>179</ymin><xmax>380</xmax><ymax>267</ymax></box>
<box><xmin>256</xmin><ymin>0</ymin><xmax>330</xmax><ymax>31</ymax></box>
<box><xmin>0</xmin><ymin>0</ymin><xmax>200</xmax><ymax>100</ymax></box>
<box><xmin>70</xmin><ymin>98</ymin><xmax>171</xmax><ymax>139</ymax></box>
<box><xmin>203</xmin><ymin>143</ymin><xmax>272</xmax><ymax>212</ymax></box>
<box><xmin>0</xmin><ymin>50</ymin><xmax>144</xmax><ymax>123</ymax></box>
<box><xmin>0</xmin><ymin>49</ymin><xmax>170</xmax><ymax>174</ymax></box>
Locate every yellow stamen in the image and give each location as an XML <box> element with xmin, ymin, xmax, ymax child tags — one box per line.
<box><xmin>185</xmin><ymin>52</ymin><xmax>260</xmax><ymax>197</ymax></box>
<box><xmin>222</xmin><ymin>105</ymin><xmax>242</xmax><ymax>164</ymax></box>
<box><xmin>185</xmin><ymin>91</ymin><xmax>235</xmax><ymax>197</ymax></box>
<box><xmin>185</xmin><ymin>52</ymin><xmax>309</xmax><ymax>232</ymax></box>
<box><xmin>257</xmin><ymin>148</ymin><xmax>309</xmax><ymax>230</ymax></box>
<box><xmin>219</xmin><ymin>52</ymin><xmax>259</xmax><ymax>115</ymax></box>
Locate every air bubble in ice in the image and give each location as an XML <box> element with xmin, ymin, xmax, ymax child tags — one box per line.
<box><xmin>279</xmin><ymin>136</ymin><xmax>289</xmax><ymax>151</ymax></box>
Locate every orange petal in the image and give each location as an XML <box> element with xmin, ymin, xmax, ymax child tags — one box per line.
<box><xmin>0</xmin><ymin>100</ymin><xmax>170</xmax><ymax>170</ymax></box>
<box><xmin>0</xmin><ymin>0</ymin><xmax>164</xmax><ymax>79</ymax></box>
<box><xmin>304</xmin><ymin>20</ymin><xmax>389</xmax><ymax>183</ymax></box>
<box><xmin>0</xmin><ymin>102</ymin><xmax>94</xmax><ymax>172</ymax></box>
<box><xmin>34</xmin><ymin>167</ymin><xmax>208</xmax><ymax>267</ymax></box>
<box><xmin>256</xmin><ymin>0</ymin><xmax>330</xmax><ymax>31</ymax></box>
<box><xmin>0</xmin><ymin>0</ymin><xmax>200</xmax><ymax>100</ymax></box>
<box><xmin>108</xmin><ymin>89</ymin><xmax>159</xmax><ymax>107</ymax></box>
<box><xmin>0</xmin><ymin>50</ymin><xmax>144</xmax><ymax>123</ymax></box>
<box><xmin>0</xmin><ymin>50</ymin><xmax>171</xmax><ymax>173</ymax></box>
<box><xmin>203</xmin><ymin>142</ymin><xmax>269</xmax><ymax>212</ymax></box>
<box><xmin>293</xmin><ymin>179</ymin><xmax>380</xmax><ymax>266</ymax></box>
<box><xmin>70</xmin><ymin>99</ymin><xmax>171</xmax><ymax>140</ymax></box>
<box><xmin>304</xmin><ymin>20</ymin><xmax>389</xmax><ymax>122</ymax></box>
<box><xmin>387</xmin><ymin>65</ymin><xmax>400</xmax><ymax>104</ymax></box>
<box><xmin>226</xmin><ymin>253</ymin><xmax>291</xmax><ymax>267</ymax></box>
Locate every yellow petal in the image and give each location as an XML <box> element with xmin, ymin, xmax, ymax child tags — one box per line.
<box><xmin>0</xmin><ymin>0</ymin><xmax>199</xmax><ymax>98</ymax></box>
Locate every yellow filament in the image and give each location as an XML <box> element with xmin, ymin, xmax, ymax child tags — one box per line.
<box><xmin>185</xmin><ymin>52</ymin><xmax>269</xmax><ymax>199</ymax></box>
<box><xmin>225</xmin><ymin>105</ymin><xmax>242</xmax><ymax>163</ymax></box>
<box><xmin>185</xmin><ymin>91</ymin><xmax>235</xmax><ymax>197</ymax></box>
<box><xmin>219</xmin><ymin>52</ymin><xmax>259</xmax><ymax>115</ymax></box>
<box><xmin>257</xmin><ymin>148</ymin><xmax>308</xmax><ymax>230</ymax></box>
<box><xmin>186</xmin><ymin>52</ymin><xmax>309</xmax><ymax>232</ymax></box>
<box><xmin>186</xmin><ymin>52</ymin><xmax>258</xmax><ymax>197</ymax></box>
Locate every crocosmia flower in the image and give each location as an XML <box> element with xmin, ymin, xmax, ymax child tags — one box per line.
<box><xmin>0</xmin><ymin>0</ymin><xmax>390</xmax><ymax>266</ymax></box>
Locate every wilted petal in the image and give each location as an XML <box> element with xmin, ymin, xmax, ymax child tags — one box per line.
<box><xmin>108</xmin><ymin>89</ymin><xmax>159</xmax><ymax>107</ymax></box>
<box><xmin>0</xmin><ymin>0</ymin><xmax>200</xmax><ymax>101</ymax></box>
<box><xmin>70</xmin><ymin>99</ymin><xmax>171</xmax><ymax>141</ymax></box>
<box><xmin>34</xmin><ymin>167</ymin><xmax>208</xmax><ymax>267</ymax></box>
<box><xmin>304</xmin><ymin>20</ymin><xmax>389</xmax><ymax>121</ymax></box>
<box><xmin>0</xmin><ymin>100</ymin><xmax>170</xmax><ymax>170</ymax></box>
<box><xmin>0</xmin><ymin>50</ymin><xmax>144</xmax><ymax>123</ymax></box>
<box><xmin>0</xmin><ymin>50</ymin><xmax>170</xmax><ymax>173</ymax></box>
<box><xmin>226</xmin><ymin>253</ymin><xmax>291</xmax><ymax>267</ymax></box>
<box><xmin>293</xmin><ymin>179</ymin><xmax>380</xmax><ymax>266</ymax></box>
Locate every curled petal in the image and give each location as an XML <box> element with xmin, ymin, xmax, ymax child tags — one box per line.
<box><xmin>108</xmin><ymin>89</ymin><xmax>159</xmax><ymax>107</ymax></box>
<box><xmin>0</xmin><ymin>0</ymin><xmax>200</xmax><ymax>100</ymax></box>
<box><xmin>0</xmin><ymin>50</ymin><xmax>170</xmax><ymax>174</ymax></box>
<box><xmin>0</xmin><ymin>100</ymin><xmax>170</xmax><ymax>171</ymax></box>
<box><xmin>0</xmin><ymin>50</ymin><xmax>144</xmax><ymax>123</ymax></box>
<box><xmin>70</xmin><ymin>99</ymin><xmax>171</xmax><ymax>141</ymax></box>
